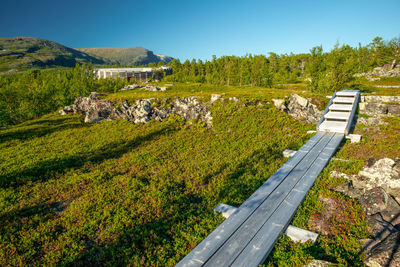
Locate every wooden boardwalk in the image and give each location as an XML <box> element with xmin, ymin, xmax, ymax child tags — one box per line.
<box><xmin>177</xmin><ymin>90</ymin><xmax>359</xmax><ymax>267</ymax></box>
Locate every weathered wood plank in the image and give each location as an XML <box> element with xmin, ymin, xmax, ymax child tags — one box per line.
<box><xmin>202</xmin><ymin>133</ymin><xmax>334</xmax><ymax>266</ymax></box>
<box><xmin>231</xmin><ymin>133</ymin><xmax>344</xmax><ymax>266</ymax></box>
<box><xmin>175</xmin><ymin>133</ymin><xmax>325</xmax><ymax>267</ymax></box>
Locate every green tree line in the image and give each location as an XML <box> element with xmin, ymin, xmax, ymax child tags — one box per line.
<box><xmin>165</xmin><ymin>35</ymin><xmax>400</xmax><ymax>92</ymax></box>
<box><xmin>0</xmin><ymin>64</ymin><xmax>127</xmax><ymax>126</ymax></box>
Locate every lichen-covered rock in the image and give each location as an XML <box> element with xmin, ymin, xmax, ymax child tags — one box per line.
<box><xmin>331</xmin><ymin>158</ymin><xmax>400</xmax><ymax>266</ymax></box>
<box><xmin>364</xmin><ymin>232</ymin><xmax>400</xmax><ymax>267</ymax></box>
<box><xmin>286</xmin><ymin>94</ymin><xmax>323</xmax><ymax>124</ymax></box>
<box><xmin>59</xmin><ymin>93</ymin><xmax>213</xmax><ymax>126</ymax></box>
<box><xmin>356</xmin><ymin>158</ymin><xmax>400</xmax><ymax>193</ymax></box>
<box><xmin>84</xmin><ymin>99</ymin><xmax>114</xmax><ymax>123</ymax></box>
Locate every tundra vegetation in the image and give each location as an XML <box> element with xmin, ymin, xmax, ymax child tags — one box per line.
<box><xmin>0</xmin><ymin>36</ymin><xmax>400</xmax><ymax>266</ymax></box>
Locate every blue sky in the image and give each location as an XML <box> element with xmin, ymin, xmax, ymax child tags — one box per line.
<box><xmin>1</xmin><ymin>0</ymin><xmax>399</xmax><ymax>61</ymax></box>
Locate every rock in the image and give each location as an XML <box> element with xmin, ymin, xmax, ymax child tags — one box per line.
<box><xmin>131</xmin><ymin>99</ymin><xmax>152</xmax><ymax>123</ymax></box>
<box><xmin>359</xmin><ymin>187</ymin><xmax>388</xmax><ymax>216</ymax></box>
<box><xmin>364</xmin><ymin>232</ymin><xmax>400</xmax><ymax>267</ymax></box>
<box><xmin>356</xmin><ymin>116</ymin><xmax>388</xmax><ymax>126</ymax></box>
<box><xmin>58</xmin><ymin>105</ymin><xmax>73</xmax><ymax>115</ymax></box>
<box><xmin>173</xmin><ymin>97</ymin><xmax>212</xmax><ymax>126</ymax></box>
<box><xmin>283</xmin><ymin>149</ymin><xmax>297</xmax><ymax>158</ymax></box>
<box><xmin>363</xmin><ymin>96</ymin><xmax>400</xmax><ymax>104</ymax></box>
<box><xmin>210</xmin><ymin>94</ymin><xmax>222</xmax><ymax>104</ymax></box>
<box><xmin>73</xmin><ymin>96</ymin><xmax>91</xmax><ymax>113</ymax></box>
<box><xmin>84</xmin><ymin>98</ymin><xmax>114</xmax><ymax>123</ymax></box>
<box><xmin>346</xmin><ymin>134</ymin><xmax>361</xmax><ymax>143</ymax></box>
<box><xmin>286</xmin><ymin>94</ymin><xmax>323</xmax><ymax>124</ymax></box>
<box><xmin>120</xmin><ymin>84</ymin><xmax>141</xmax><ymax>91</ymax></box>
<box><xmin>331</xmin><ymin>158</ymin><xmax>400</xmax><ymax>266</ymax></box>
<box><xmin>292</xmin><ymin>94</ymin><xmax>309</xmax><ymax>108</ymax></box>
<box><xmin>330</xmin><ymin>171</ymin><xmax>350</xmax><ymax>180</ymax></box>
<box><xmin>272</xmin><ymin>99</ymin><xmax>285</xmax><ymax>110</ymax></box>
<box><xmin>356</xmin><ymin>158</ymin><xmax>400</xmax><ymax>193</ymax></box>
<box><xmin>59</xmin><ymin>93</ymin><xmax>213</xmax><ymax>126</ymax></box>
<box><xmin>229</xmin><ymin>97</ymin><xmax>239</xmax><ymax>103</ymax></box>
<box><xmin>306</xmin><ymin>259</ymin><xmax>337</xmax><ymax>267</ymax></box>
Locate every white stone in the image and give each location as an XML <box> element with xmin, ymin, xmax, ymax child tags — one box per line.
<box><xmin>293</xmin><ymin>94</ymin><xmax>308</xmax><ymax>108</ymax></box>
<box><xmin>346</xmin><ymin>134</ymin><xmax>361</xmax><ymax>143</ymax></box>
<box><xmin>272</xmin><ymin>99</ymin><xmax>285</xmax><ymax>109</ymax></box>
<box><xmin>284</xmin><ymin>225</ymin><xmax>318</xmax><ymax>244</ymax></box>
<box><xmin>330</xmin><ymin>171</ymin><xmax>350</xmax><ymax>180</ymax></box>
<box><xmin>283</xmin><ymin>149</ymin><xmax>297</xmax><ymax>158</ymax></box>
<box><xmin>214</xmin><ymin>203</ymin><xmax>237</xmax><ymax>219</ymax></box>
<box><xmin>211</xmin><ymin>94</ymin><xmax>222</xmax><ymax>104</ymax></box>
<box><xmin>307</xmin><ymin>130</ymin><xmax>317</xmax><ymax>134</ymax></box>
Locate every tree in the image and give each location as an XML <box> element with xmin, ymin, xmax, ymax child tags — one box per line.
<box><xmin>306</xmin><ymin>46</ymin><xmax>325</xmax><ymax>92</ymax></box>
<box><xmin>388</xmin><ymin>36</ymin><xmax>400</xmax><ymax>69</ymax></box>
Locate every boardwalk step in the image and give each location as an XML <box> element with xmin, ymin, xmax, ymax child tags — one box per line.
<box><xmin>328</xmin><ymin>104</ymin><xmax>353</xmax><ymax>111</ymax></box>
<box><xmin>318</xmin><ymin>120</ymin><xmax>347</xmax><ymax>133</ymax></box>
<box><xmin>332</xmin><ymin>97</ymin><xmax>355</xmax><ymax>104</ymax></box>
<box><xmin>324</xmin><ymin>111</ymin><xmax>351</xmax><ymax>121</ymax></box>
<box><xmin>335</xmin><ymin>90</ymin><xmax>359</xmax><ymax>97</ymax></box>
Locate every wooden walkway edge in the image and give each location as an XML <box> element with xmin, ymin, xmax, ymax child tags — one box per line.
<box><xmin>177</xmin><ymin>90</ymin><xmax>359</xmax><ymax>267</ymax></box>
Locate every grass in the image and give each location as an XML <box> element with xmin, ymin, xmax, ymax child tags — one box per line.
<box><xmin>0</xmin><ymin>83</ymin><xmax>398</xmax><ymax>266</ymax></box>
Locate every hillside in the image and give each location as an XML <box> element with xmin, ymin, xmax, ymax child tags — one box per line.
<box><xmin>0</xmin><ymin>37</ymin><xmax>104</xmax><ymax>73</ymax></box>
<box><xmin>76</xmin><ymin>47</ymin><xmax>174</xmax><ymax>66</ymax></box>
<box><xmin>0</xmin><ymin>37</ymin><xmax>173</xmax><ymax>74</ymax></box>
<box><xmin>0</xmin><ymin>80</ymin><xmax>399</xmax><ymax>265</ymax></box>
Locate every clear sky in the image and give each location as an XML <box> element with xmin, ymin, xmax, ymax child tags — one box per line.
<box><xmin>1</xmin><ymin>0</ymin><xmax>399</xmax><ymax>61</ymax></box>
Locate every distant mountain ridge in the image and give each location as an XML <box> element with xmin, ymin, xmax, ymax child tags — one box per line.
<box><xmin>76</xmin><ymin>47</ymin><xmax>173</xmax><ymax>66</ymax></box>
<box><xmin>0</xmin><ymin>37</ymin><xmax>173</xmax><ymax>73</ymax></box>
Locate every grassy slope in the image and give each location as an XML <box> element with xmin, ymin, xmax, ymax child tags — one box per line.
<box><xmin>0</xmin><ymin>84</ymin><xmax>399</xmax><ymax>266</ymax></box>
<box><xmin>0</xmin><ymin>37</ymin><xmax>104</xmax><ymax>73</ymax></box>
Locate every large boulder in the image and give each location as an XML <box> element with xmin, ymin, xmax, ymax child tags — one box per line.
<box><xmin>286</xmin><ymin>94</ymin><xmax>323</xmax><ymax>124</ymax></box>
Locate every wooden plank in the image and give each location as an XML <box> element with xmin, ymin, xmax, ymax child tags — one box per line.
<box><xmin>324</xmin><ymin>111</ymin><xmax>351</xmax><ymax>121</ymax></box>
<box><xmin>318</xmin><ymin>120</ymin><xmax>347</xmax><ymax>133</ymax></box>
<box><xmin>202</xmin><ymin>133</ymin><xmax>334</xmax><ymax>266</ymax></box>
<box><xmin>176</xmin><ymin>133</ymin><xmax>326</xmax><ymax>267</ymax></box>
<box><xmin>231</xmin><ymin>133</ymin><xmax>344</xmax><ymax>267</ymax></box>
<box><xmin>332</xmin><ymin>97</ymin><xmax>355</xmax><ymax>104</ymax></box>
<box><xmin>335</xmin><ymin>90</ymin><xmax>359</xmax><ymax>97</ymax></box>
<box><xmin>328</xmin><ymin>104</ymin><xmax>353</xmax><ymax>111</ymax></box>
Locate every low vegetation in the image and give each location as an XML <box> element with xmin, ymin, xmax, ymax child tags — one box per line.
<box><xmin>1</xmin><ymin>35</ymin><xmax>400</xmax><ymax>266</ymax></box>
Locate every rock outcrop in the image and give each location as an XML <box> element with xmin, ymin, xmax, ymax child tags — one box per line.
<box><xmin>120</xmin><ymin>84</ymin><xmax>167</xmax><ymax>92</ymax></box>
<box><xmin>355</xmin><ymin>66</ymin><xmax>400</xmax><ymax>81</ymax></box>
<box><xmin>59</xmin><ymin>92</ymin><xmax>212</xmax><ymax>126</ymax></box>
<box><xmin>329</xmin><ymin>158</ymin><xmax>400</xmax><ymax>267</ymax></box>
<box><xmin>273</xmin><ymin>94</ymin><xmax>323</xmax><ymax>124</ymax></box>
<box><xmin>357</xmin><ymin>95</ymin><xmax>400</xmax><ymax>126</ymax></box>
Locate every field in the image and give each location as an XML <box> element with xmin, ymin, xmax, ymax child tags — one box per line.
<box><xmin>1</xmin><ymin>84</ymin><xmax>399</xmax><ymax>266</ymax></box>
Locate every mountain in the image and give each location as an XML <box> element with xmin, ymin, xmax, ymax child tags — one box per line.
<box><xmin>76</xmin><ymin>47</ymin><xmax>174</xmax><ymax>66</ymax></box>
<box><xmin>0</xmin><ymin>37</ymin><xmax>104</xmax><ymax>73</ymax></box>
<box><xmin>0</xmin><ymin>37</ymin><xmax>174</xmax><ymax>74</ymax></box>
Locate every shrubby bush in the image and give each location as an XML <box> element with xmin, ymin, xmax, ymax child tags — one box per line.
<box><xmin>0</xmin><ymin>64</ymin><xmax>127</xmax><ymax>126</ymax></box>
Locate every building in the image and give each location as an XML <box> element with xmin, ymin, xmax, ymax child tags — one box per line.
<box><xmin>96</xmin><ymin>66</ymin><xmax>172</xmax><ymax>81</ymax></box>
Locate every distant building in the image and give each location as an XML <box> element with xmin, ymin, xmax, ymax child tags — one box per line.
<box><xmin>96</xmin><ymin>66</ymin><xmax>172</xmax><ymax>81</ymax></box>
